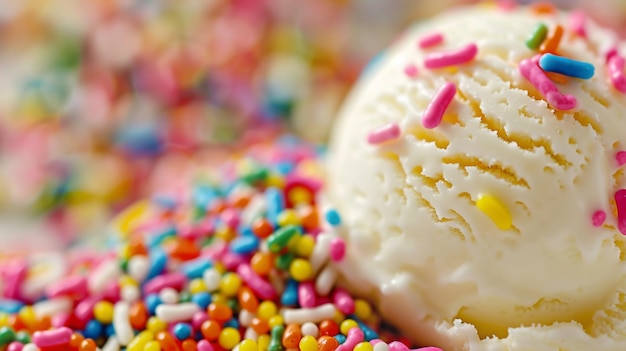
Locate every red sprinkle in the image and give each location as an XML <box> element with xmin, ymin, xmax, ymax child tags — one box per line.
<box><xmin>422</xmin><ymin>82</ymin><xmax>456</xmax><ymax>129</ymax></box>
<box><xmin>592</xmin><ymin>210</ymin><xmax>606</xmax><ymax>227</ymax></box>
<box><xmin>418</xmin><ymin>33</ymin><xmax>443</xmax><ymax>49</ymax></box>
<box><xmin>615</xmin><ymin>189</ymin><xmax>626</xmax><ymax>235</ymax></box>
<box><xmin>367</xmin><ymin>123</ymin><xmax>401</xmax><ymax>145</ymax></box>
<box><xmin>424</xmin><ymin>43</ymin><xmax>478</xmax><ymax>69</ymax></box>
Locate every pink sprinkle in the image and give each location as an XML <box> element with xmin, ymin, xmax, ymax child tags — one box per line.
<box><xmin>615</xmin><ymin>189</ymin><xmax>626</xmax><ymax>235</ymax></box>
<box><xmin>404</xmin><ymin>64</ymin><xmax>419</xmax><ymax>78</ymax></box>
<box><xmin>367</xmin><ymin>123</ymin><xmax>401</xmax><ymax>145</ymax></box>
<box><xmin>46</xmin><ymin>276</ymin><xmax>88</xmax><ymax>301</ymax></box>
<box><xmin>607</xmin><ymin>52</ymin><xmax>626</xmax><ymax>93</ymax></box>
<box><xmin>497</xmin><ymin>0</ymin><xmax>517</xmax><ymax>11</ymax></box>
<box><xmin>332</xmin><ymin>288</ymin><xmax>355</xmax><ymax>315</ymax></box>
<box><xmin>74</xmin><ymin>295</ymin><xmax>100</xmax><ymax>321</ymax></box>
<box><xmin>237</xmin><ymin>264</ymin><xmax>276</xmax><ymax>300</ymax></box>
<box><xmin>221</xmin><ymin>208</ymin><xmax>240</xmax><ymax>229</ymax></box>
<box><xmin>298</xmin><ymin>282</ymin><xmax>317</xmax><ymax>308</ymax></box>
<box><xmin>519</xmin><ymin>57</ymin><xmax>577</xmax><ymax>110</ymax></box>
<box><xmin>592</xmin><ymin>210</ymin><xmax>606</xmax><ymax>227</ymax></box>
<box><xmin>192</xmin><ymin>311</ymin><xmax>209</xmax><ymax>329</ymax></box>
<box><xmin>389</xmin><ymin>341</ymin><xmax>410</xmax><ymax>351</ymax></box>
<box><xmin>143</xmin><ymin>272</ymin><xmax>186</xmax><ymax>295</ymax></box>
<box><xmin>2</xmin><ymin>260</ymin><xmax>27</xmax><ymax>300</ymax></box>
<box><xmin>424</xmin><ymin>43</ymin><xmax>478</xmax><ymax>69</ymax></box>
<box><xmin>418</xmin><ymin>32</ymin><xmax>443</xmax><ymax>49</ymax></box>
<box><xmin>569</xmin><ymin>10</ymin><xmax>587</xmax><ymax>37</ymax></box>
<box><xmin>329</xmin><ymin>238</ymin><xmax>346</xmax><ymax>262</ymax></box>
<box><xmin>197</xmin><ymin>340</ymin><xmax>215</xmax><ymax>351</ymax></box>
<box><xmin>33</xmin><ymin>327</ymin><xmax>72</xmax><ymax>348</ymax></box>
<box><xmin>7</xmin><ymin>341</ymin><xmax>23</xmax><ymax>351</ymax></box>
<box><xmin>422</xmin><ymin>82</ymin><xmax>456</xmax><ymax>129</ymax></box>
<box><xmin>616</xmin><ymin>151</ymin><xmax>626</xmax><ymax>166</ymax></box>
<box><xmin>335</xmin><ymin>327</ymin><xmax>364</xmax><ymax>351</ymax></box>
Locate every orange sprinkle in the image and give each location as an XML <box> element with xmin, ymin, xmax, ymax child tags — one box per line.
<box><xmin>250</xmin><ymin>317</ymin><xmax>270</xmax><ymax>335</ymax></box>
<box><xmin>69</xmin><ymin>333</ymin><xmax>85</xmax><ymax>348</ymax></box>
<box><xmin>128</xmin><ymin>240</ymin><xmax>148</xmax><ymax>256</ymax></box>
<box><xmin>79</xmin><ymin>339</ymin><xmax>98</xmax><ymax>351</ymax></box>
<box><xmin>299</xmin><ymin>206</ymin><xmax>319</xmax><ymax>232</ymax></box>
<box><xmin>201</xmin><ymin>320</ymin><xmax>222</xmax><ymax>341</ymax></box>
<box><xmin>31</xmin><ymin>315</ymin><xmax>51</xmax><ymax>331</ymax></box>
<box><xmin>530</xmin><ymin>1</ymin><xmax>556</xmax><ymax>15</ymax></box>
<box><xmin>155</xmin><ymin>331</ymin><xmax>180</xmax><ymax>351</ymax></box>
<box><xmin>282</xmin><ymin>324</ymin><xmax>302</xmax><ymax>349</ymax></box>
<box><xmin>252</xmin><ymin>218</ymin><xmax>274</xmax><ymax>239</ymax></box>
<box><xmin>318</xmin><ymin>336</ymin><xmax>340</xmax><ymax>351</ymax></box>
<box><xmin>208</xmin><ymin>302</ymin><xmax>233</xmax><ymax>323</ymax></box>
<box><xmin>168</xmin><ymin>238</ymin><xmax>201</xmax><ymax>261</ymax></box>
<box><xmin>545</xmin><ymin>71</ymin><xmax>569</xmax><ymax>84</ymax></box>
<box><xmin>182</xmin><ymin>339</ymin><xmax>197</xmax><ymax>351</ymax></box>
<box><xmin>540</xmin><ymin>25</ymin><xmax>563</xmax><ymax>54</ymax></box>
<box><xmin>230</xmin><ymin>193</ymin><xmax>251</xmax><ymax>209</ymax></box>
<box><xmin>238</xmin><ymin>286</ymin><xmax>259</xmax><ymax>312</ymax></box>
<box><xmin>250</xmin><ymin>252</ymin><xmax>274</xmax><ymax>276</ymax></box>
<box><xmin>129</xmin><ymin>302</ymin><xmax>149</xmax><ymax>330</ymax></box>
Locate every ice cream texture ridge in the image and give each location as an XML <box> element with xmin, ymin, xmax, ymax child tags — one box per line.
<box><xmin>327</xmin><ymin>3</ymin><xmax>626</xmax><ymax>351</ymax></box>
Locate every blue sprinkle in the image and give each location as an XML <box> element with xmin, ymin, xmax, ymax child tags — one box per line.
<box><xmin>105</xmin><ymin>324</ymin><xmax>116</xmax><ymax>337</ymax></box>
<box><xmin>145</xmin><ymin>294</ymin><xmax>162</xmax><ymax>315</ymax></box>
<box><xmin>230</xmin><ymin>235</ymin><xmax>260</xmax><ymax>254</ymax></box>
<box><xmin>173</xmin><ymin>323</ymin><xmax>192</xmax><ymax>340</ymax></box>
<box><xmin>0</xmin><ymin>299</ymin><xmax>24</xmax><ymax>313</ymax></box>
<box><xmin>325</xmin><ymin>209</ymin><xmax>342</xmax><ymax>226</ymax></box>
<box><xmin>115</xmin><ymin>125</ymin><xmax>163</xmax><ymax>157</ymax></box>
<box><xmin>281</xmin><ymin>279</ymin><xmax>298</xmax><ymax>306</ymax></box>
<box><xmin>152</xmin><ymin>195</ymin><xmax>177</xmax><ymax>210</ymax></box>
<box><xmin>146</xmin><ymin>248</ymin><xmax>167</xmax><ymax>281</ymax></box>
<box><xmin>146</xmin><ymin>226</ymin><xmax>177</xmax><ymax>248</ymax></box>
<box><xmin>266</xmin><ymin>187</ymin><xmax>285</xmax><ymax>223</ymax></box>
<box><xmin>181</xmin><ymin>258</ymin><xmax>212</xmax><ymax>280</ymax></box>
<box><xmin>83</xmin><ymin>320</ymin><xmax>103</xmax><ymax>339</ymax></box>
<box><xmin>193</xmin><ymin>185</ymin><xmax>217</xmax><ymax>211</ymax></box>
<box><xmin>539</xmin><ymin>53</ymin><xmax>594</xmax><ymax>79</ymax></box>
<box><xmin>192</xmin><ymin>292</ymin><xmax>212</xmax><ymax>309</ymax></box>
<box><xmin>224</xmin><ymin>318</ymin><xmax>239</xmax><ymax>329</ymax></box>
<box><xmin>275</xmin><ymin>161</ymin><xmax>295</xmax><ymax>175</ymax></box>
<box><xmin>334</xmin><ymin>334</ymin><xmax>347</xmax><ymax>344</ymax></box>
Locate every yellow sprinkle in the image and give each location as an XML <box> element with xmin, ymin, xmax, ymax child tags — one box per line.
<box><xmin>287</xmin><ymin>187</ymin><xmax>312</xmax><ymax>205</ymax></box>
<box><xmin>93</xmin><ymin>301</ymin><xmax>115</xmax><ymax>324</ymax></box>
<box><xmin>295</xmin><ymin>235</ymin><xmax>315</xmax><ymax>258</ymax></box>
<box><xmin>266</xmin><ymin>173</ymin><xmax>285</xmax><ymax>188</ymax></box>
<box><xmin>146</xmin><ymin>317</ymin><xmax>167</xmax><ymax>334</ymax></box>
<box><xmin>219</xmin><ymin>273</ymin><xmax>242</xmax><ymax>297</ymax></box>
<box><xmin>114</xmin><ymin>200</ymin><xmax>150</xmax><ymax>238</ymax></box>
<box><xmin>18</xmin><ymin>306</ymin><xmax>36</xmax><ymax>328</ymax></box>
<box><xmin>299</xmin><ymin>335</ymin><xmax>318</xmax><ymax>351</ymax></box>
<box><xmin>216</xmin><ymin>226</ymin><xmax>236</xmax><ymax>242</ymax></box>
<box><xmin>354</xmin><ymin>342</ymin><xmax>374</xmax><ymax>351</ymax></box>
<box><xmin>476</xmin><ymin>194</ymin><xmax>512</xmax><ymax>230</ymax></box>
<box><xmin>277</xmin><ymin>209</ymin><xmax>301</xmax><ymax>227</ymax></box>
<box><xmin>0</xmin><ymin>313</ymin><xmax>8</xmax><ymax>327</ymax></box>
<box><xmin>127</xmin><ymin>331</ymin><xmax>154</xmax><ymax>351</ymax></box>
<box><xmin>258</xmin><ymin>334</ymin><xmax>271</xmax><ymax>351</ymax></box>
<box><xmin>239</xmin><ymin>339</ymin><xmax>259</xmax><ymax>351</ymax></box>
<box><xmin>268</xmin><ymin>315</ymin><xmax>284</xmax><ymax>328</ymax></box>
<box><xmin>340</xmin><ymin>319</ymin><xmax>359</xmax><ymax>336</ymax></box>
<box><xmin>218</xmin><ymin>327</ymin><xmax>241</xmax><ymax>350</ymax></box>
<box><xmin>333</xmin><ymin>310</ymin><xmax>346</xmax><ymax>325</ymax></box>
<box><xmin>143</xmin><ymin>341</ymin><xmax>161</xmax><ymax>351</ymax></box>
<box><xmin>119</xmin><ymin>276</ymin><xmax>139</xmax><ymax>288</ymax></box>
<box><xmin>257</xmin><ymin>301</ymin><xmax>278</xmax><ymax>320</ymax></box>
<box><xmin>188</xmin><ymin>278</ymin><xmax>207</xmax><ymax>294</ymax></box>
<box><xmin>354</xmin><ymin>299</ymin><xmax>373</xmax><ymax>321</ymax></box>
<box><xmin>212</xmin><ymin>294</ymin><xmax>228</xmax><ymax>305</ymax></box>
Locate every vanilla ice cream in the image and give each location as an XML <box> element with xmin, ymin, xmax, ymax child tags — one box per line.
<box><xmin>327</xmin><ymin>5</ymin><xmax>626</xmax><ymax>351</ymax></box>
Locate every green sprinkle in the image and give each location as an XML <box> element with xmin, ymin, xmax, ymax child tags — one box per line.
<box><xmin>269</xmin><ymin>325</ymin><xmax>285</xmax><ymax>351</ymax></box>
<box><xmin>15</xmin><ymin>331</ymin><xmax>30</xmax><ymax>344</ymax></box>
<box><xmin>241</xmin><ymin>167</ymin><xmax>269</xmax><ymax>185</ymax></box>
<box><xmin>526</xmin><ymin>23</ymin><xmax>548</xmax><ymax>49</ymax></box>
<box><xmin>267</xmin><ymin>225</ymin><xmax>300</xmax><ymax>253</ymax></box>
<box><xmin>275</xmin><ymin>252</ymin><xmax>295</xmax><ymax>271</ymax></box>
<box><xmin>0</xmin><ymin>327</ymin><xmax>16</xmax><ymax>346</ymax></box>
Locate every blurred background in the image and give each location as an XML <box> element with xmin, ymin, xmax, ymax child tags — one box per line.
<box><xmin>0</xmin><ymin>0</ymin><xmax>624</xmax><ymax>252</ymax></box>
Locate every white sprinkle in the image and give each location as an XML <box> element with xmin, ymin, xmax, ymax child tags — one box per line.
<box><xmin>315</xmin><ymin>264</ymin><xmax>338</xmax><ymax>296</ymax></box>
<box><xmin>310</xmin><ymin>233</ymin><xmax>332</xmax><ymax>273</ymax></box>
<box><xmin>22</xmin><ymin>255</ymin><xmax>66</xmax><ymax>300</ymax></box>
<box><xmin>203</xmin><ymin>268</ymin><xmax>221</xmax><ymax>292</ymax></box>
<box><xmin>301</xmin><ymin>322</ymin><xmax>319</xmax><ymax>338</ymax></box>
<box><xmin>244</xmin><ymin>327</ymin><xmax>258</xmax><ymax>341</ymax></box>
<box><xmin>22</xmin><ymin>344</ymin><xmax>39</xmax><ymax>351</ymax></box>
<box><xmin>33</xmin><ymin>297</ymin><xmax>72</xmax><ymax>318</ymax></box>
<box><xmin>155</xmin><ymin>303</ymin><xmax>200</xmax><ymax>323</ymax></box>
<box><xmin>121</xmin><ymin>285</ymin><xmax>140</xmax><ymax>303</ymax></box>
<box><xmin>241</xmin><ymin>194</ymin><xmax>267</xmax><ymax>225</ymax></box>
<box><xmin>102</xmin><ymin>336</ymin><xmax>121</xmax><ymax>351</ymax></box>
<box><xmin>113</xmin><ymin>301</ymin><xmax>133</xmax><ymax>346</ymax></box>
<box><xmin>239</xmin><ymin>309</ymin><xmax>254</xmax><ymax>327</ymax></box>
<box><xmin>128</xmin><ymin>255</ymin><xmax>149</xmax><ymax>283</ymax></box>
<box><xmin>282</xmin><ymin>303</ymin><xmax>337</xmax><ymax>324</ymax></box>
<box><xmin>88</xmin><ymin>259</ymin><xmax>121</xmax><ymax>295</ymax></box>
<box><xmin>159</xmin><ymin>287</ymin><xmax>179</xmax><ymax>304</ymax></box>
<box><xmin>374</xmin><ymin>342</ymin><xmax>390</xmax><ymax>351</ymax></box>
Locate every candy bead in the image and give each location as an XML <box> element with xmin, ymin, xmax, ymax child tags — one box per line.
<box><xmin>300</xmin><ymin>322</ymin><xmax>319</xmax><ymax>338</ymax></box>
<box><xmin>299</xmin><ymin>335</ymin><xmax>318</xmax><ymax>351</ymax></box>
<box><xmin>0</xmin><ymin>327</ymin><xmax>16</xmax><ymax>345</ymax></box>
<box><xmin>208</xmin><ymin>303</ymin><xmax>233</xmax><ymax>323</ymax></box>
<box><xmin>353</xmin><ymin>300</ymin><xmax>372</xmax><ymax>321</ymax></box>
<box><xmin>240</xmin><ymin>339</ymin><xmax>259</xmax><ymax>351</ymax></box>
<box><xmin>146</xmin><ymin>317</ymin><xmax>167</xmax><ymax>334</ymax></box>
<box><xmin>289</xmin><ymin>259</ymin><xmax>313</xmax><ymax>282</ymax></box>
<box><xmin>282</xmin><ymin>324</ymin><xmax>301</xmax><ymax>349</ymax></box>
<box><xmin>250</xmin><ymin>253</ymin><xmax>274</xmax><ymax>277</ymax></box>
<box><xmin>329</xmin><ymin>238</ymin><xmax>345</xmax><ymax>262</ymax></box>
<box><xmin>238</xmin><ymin>287</ymin><xmax>259</xmax><ymax>313</ymax></box>
<box><xmin>129</xmin><ymin>302</ymin><xmax>149</xmax><ymax>330</ymax></box>
<box><xmin>268</xmin><ymin>325</ymin><xmax>284</xmax><ymax>351</ymax></box>
<box><xmin>354</xmin><ymin>342</ymin><xmax>374</xmax><ymax>351</ymax></box>
<box><xmin>218</xmin><ymin>327</ymin><xmax>241</xmax><ymax>350</ymax></box>
<box><xmin>201</xmin><ymin>320</ymin><xmax>222</xmax><ymax>341</ymax></box>
<box><xmin>318</xmin><ymin>336</ymin><xmax>340</xmax><ymax>351</ymax></box>
<box><xmin>93</xmin><ymin>301</ymin><xmax>114</xmax><ymax>324</ymax></box>
<box><xmin>155</xmin><ymin>331</ymin><xmax>179</xmax><ymax>351</ymax></box>
<box><xmin>127</xmin><ymin>331</ymin><xmax>154</xmax><ymax>351</ymax></box>
<box><xmin>172</xmin><ymin>323</ymin><xmax>192</xmax><ymax>340</ymax></box>
<box><xmin>80</xmin><ymin>338</ymin><xmax>98</xmax><ymax>351</ymax></box>
<box><xmin>144</xmin><ymin>341</ymin><xmax>162</xmax><ymax>351</ymax></box>
<box><xmin>197</xmin><ymin>340</ymin><xmax>215</xmax><ymax>351</ymax></box>
<box><xmin>340</xmin><ymin>320</ymin><xmax>359</xmax><ymax>336</ymax></box>
<box><xmin>219</xmin><ymin>273</ymin><xmax>242</xmax><ymax>297</ymax></box>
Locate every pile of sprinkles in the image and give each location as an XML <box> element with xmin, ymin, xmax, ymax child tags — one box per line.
<box><xmin>0</xmin><ymin>138</ymin><xmax>440</xmax><ymax>351</ymax></box>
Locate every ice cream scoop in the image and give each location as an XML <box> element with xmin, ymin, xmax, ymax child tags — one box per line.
<box><xmin>327</xmin><ymin>4</ymin><xmax>626</xmax><ymax>351</ymax></box>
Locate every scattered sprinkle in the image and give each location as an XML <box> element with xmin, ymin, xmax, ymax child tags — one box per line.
<box><xmin>418</xmin><ymin>33</ymin><xmax>444</xmax><ymax>49</ymax></box>
<box><xmin>540</xmin><ymin>24</ymin><xmax>563</xmax><ymax>54</ymax></box>
<box><xmin>367</xmin><ymin>123</ymin><xmax>401</xmax><ymax>145</ymax></box>
<box><xmin>538</xmin><ymin>53</ymin><xmax>594</xmax><ymax>79</ymax></box>
<box><xmin>615</xmin><ymin>189</ymin><xmax>626</xmax><ymax>235</ymax></box>
<box><xmin>607</xmin><ymin>51</ymin><xmax>626</xmax><ymax>93</ymax></box>
<box><xmin>569</xmin><ymin>10</ymin><xmax>587</xmax><ymax>37</ymax></box>
<box><xmin>592</xmin><ymin>210</ymin><xmax>606</xmax><ymax>227</ymax></box>
<box><xmin>404</xmin><ymin>64</ymin><xmax>419</xmax><ymax>78</ymax></box>
<box><xmin>424</xmin><ymin>43</ymin><xmax>478</xmax><ymax>69</ymax></box>
<box><xmin>476</xmin><ymin>194</ymin><xmax>512</xmax><ymax>230</ymax></box>
<box><xmin>525</xmin><ymin>23</ymin><xmax>548</xmax><ymax>50</ymax></box>
<box><xmin>617</xmin><ymin>151</ymin><xmax>626</xmax><ymax>166</ymax></box>
<box><xmin>519</xmin><ymin>56</ymin><xmax>577</xmax><ymax>110</ymax></box>
<box><xmin>530</xmin><ymin>1</ymin><xmax>557</xmax><ymax>15</ymax></box>
<box><xmin>325</xmin><ymin>209</ymin><xmax>342</xmax><ymax>226</ymax></box>
<box><xmin>422</xmin><ymin>82</ymin><xmax>456</xmax><ymax>129</ymax></box>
